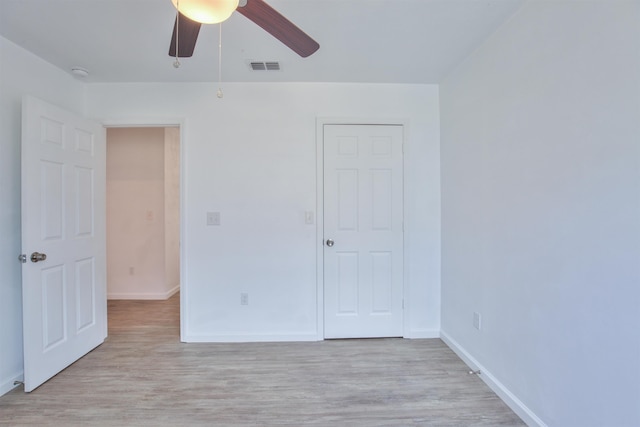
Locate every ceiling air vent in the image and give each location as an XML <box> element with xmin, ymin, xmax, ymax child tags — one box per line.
<box><xmin>249</xmin><ymin>61</ymin><xmax>281</xmax><ymax>71</ymax></box>
<box><xmin>265</xmin><ymin>62</ymin><xmax>280</xmax><ymax>71</ymax></box>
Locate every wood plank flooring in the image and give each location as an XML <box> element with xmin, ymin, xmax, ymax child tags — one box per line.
<box><xmin>0</xmin><ymin>294</ymin><xmax>525</xmax><ymax>426</ymax></box>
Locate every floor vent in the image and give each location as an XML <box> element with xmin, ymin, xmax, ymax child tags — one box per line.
<box><xmin>249</xmin><ymin>61</ymin><xmax>281</xmax><ymax>71</ymax></box>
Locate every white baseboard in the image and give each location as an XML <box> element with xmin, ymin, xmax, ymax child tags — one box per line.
<box><xmin>440</xmin><ymin>330</ymin><xmax>547</xmax><ymax>427</ymax></box>
<box><xmin>165</xmin><ymin>284</ymin><xmax>180</xmax><ymax>298</ymax></box>
<box><xmin>0</xmin><ymin>371</ymin><xmax>23</xmax><ymax>397</ymax></box>
<box><xmin>405</xmin><ymin>328</ymin><xmax>440</xmax><ymax>339</ymax></box>
<box><xmin>108</xmin><ymin>284</ymin><xmax>179</xmax><ymax>300</ymax></box>
<box><xmin>182</xmin><ymin>332</ymin><xmax>320</xmax><ymax>343</ymax></box>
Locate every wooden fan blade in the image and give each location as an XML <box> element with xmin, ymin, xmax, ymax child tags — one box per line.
<box><xmin>168</xmin><ymin>12</ymin><xmax>202</xmax><ymax>57</ymax></box>
<box><xmin>237</xmin><ymin>0</ymin><xmax>319</xmax><ymax>58</ymax></box>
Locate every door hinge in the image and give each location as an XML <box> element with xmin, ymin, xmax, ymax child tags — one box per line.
<box><xmin>18</xmin><ymin>254</ymin><xmax>27</xmax><ymax>264</ymax></box>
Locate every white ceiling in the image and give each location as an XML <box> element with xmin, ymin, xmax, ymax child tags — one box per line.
<box><xmin>0</xmin><ymin>0</ymin><xmax>525</xmax><ymax>84</ymax></box>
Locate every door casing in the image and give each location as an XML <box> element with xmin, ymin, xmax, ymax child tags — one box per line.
<box><xmin>102</xmin><ymin>120</ymin><xmax>186</xmax><ymax>341</ymax></box>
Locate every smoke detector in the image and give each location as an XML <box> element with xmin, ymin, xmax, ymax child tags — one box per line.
<box><xmin>71</xmin><ymin>67</ymin><xmax>89</xmax><ymax>78</ymax></box>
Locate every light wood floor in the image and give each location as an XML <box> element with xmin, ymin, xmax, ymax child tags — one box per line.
<box><xmin>0</xmin><ymin>294</ymin><xmax>525</xmax><ymax>426</ymax></box>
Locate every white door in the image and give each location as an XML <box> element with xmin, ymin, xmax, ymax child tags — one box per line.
<box><xmin>323</xmin><ymin>124</ymin><xmax>404</xmax><ymax>338</ymax></box>
<box><xmin>21</xmin><ymin>96</ymin><xmax>107</xmax><ymax>392</ymax></box>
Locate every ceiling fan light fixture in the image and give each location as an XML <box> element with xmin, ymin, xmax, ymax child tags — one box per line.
<box><xmin>171</xmin><ymin>0</ymin><xmax>239</xmax><ymax>24</ymax></box>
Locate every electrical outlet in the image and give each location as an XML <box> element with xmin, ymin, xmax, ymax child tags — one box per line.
<box><xmin>207</xmin><ymin>212</ymin><xmax>221</xmax><ymax>226</ymax></box>
<box><xmin>473</xmin><ymin>312</ymin><xmax>482</xmax><ymax>330</ymax></box>
<box><xmin>240</xmin><ymin>292</ymin><xmax>249</xmax><ymax>306</ymax></box>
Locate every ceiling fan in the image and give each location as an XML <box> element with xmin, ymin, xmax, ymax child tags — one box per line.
<box><xmin>168</xmin><ymin>0</ymin><xmax>320</xmax><ymax>59</ymax></box>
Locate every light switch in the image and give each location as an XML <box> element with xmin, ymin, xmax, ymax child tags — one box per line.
<box><xmin>305</xmin><ymin>211</ymin><xmax>314</xmax><ymax>225</ymax></box>
<box><xmin>207</xmin><ymin>211</ymin><xmax>221</xmax><ymax>226</ymax></box>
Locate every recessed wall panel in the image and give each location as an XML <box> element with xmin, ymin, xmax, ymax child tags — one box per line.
<box><xmin>42</xmin><ymin>265</ymin><xmax>67</xmax><ymax>351</ymax></box>
<box><xmin>337</xmin><ymin>252</ymin><xmax>359</xmax><ymax>314</ymax></box>
<box><xmin>41</xmin><ymin>160</ymin><xmax>64</xmax><ymax>241</ymax></box>
<box><xmin>76</xmin><ymin>258</ymin><xmax>96</xmax><ymax>332</ymax></box>
<box><xmin>75</xmin><ymin>166</ymin><xmax>94</xmax><ymax>237</ymax></box>
<box><xmin>371</xmin><ymin>252</ymin><xmax>392</xmax><ymax>313</ymax></box>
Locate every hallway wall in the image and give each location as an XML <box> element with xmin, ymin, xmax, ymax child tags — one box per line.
<box><xmin>106</xmin><ymin>127</ymin><xmax>180</xmax><ymax>299</ymax></box>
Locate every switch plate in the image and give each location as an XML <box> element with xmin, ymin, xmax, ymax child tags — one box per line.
<box><xmin>305</xmin><ymin>211</ymin><xmax>314</xmax><ymax>225</ymax></box>
<box><xmin>207</xmin><ymin>212</ymin><xmax>221</xmax><ymax>226</ymax></box>
<box><xmin>240</xmin><ymin>292</ymin><xmax>249</xmax><ymax>306</ymax></box>
<box><xmin>473</xmin><ymin>312</ymin><xmax>482</xmax><ymax>330</ymax></box>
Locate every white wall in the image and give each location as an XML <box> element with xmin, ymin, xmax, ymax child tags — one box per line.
<box><xmin>0</xmin><ymin>36</ymin><xmax>86</xmax><ymax>395</ymax></box>
<box><xmin>440</xmin><ymin>1</ymin><xmax>640</xmax><ymax>426</ymax></box>
<box><xmin>86</xmin><ymin>82</ymin><xmax>441</xmax><ymax>341</ymax></box>
<box><xmin>106</xmin><ymin>127</ymin><xmax>179</xmax><ymax>299</ymax></box>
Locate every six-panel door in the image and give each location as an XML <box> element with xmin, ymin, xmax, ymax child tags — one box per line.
<box><xmin>323</xmin><ymin>124</ymin><xmax>404</xmax><ymax>338</ymax></box>
<box><xmin>21</xmin><ymin>96</ymin><xmax>107</xmax><ymax>392</ymax></box>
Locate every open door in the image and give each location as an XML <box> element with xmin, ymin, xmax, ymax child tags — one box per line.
<box><xmin>21</xmin><ymin>96</ymin><xmax>107</xmax><ymax>392</ymax></box>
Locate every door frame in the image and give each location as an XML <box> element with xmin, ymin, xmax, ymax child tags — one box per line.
<box><xmin>102</xmin><ymin>118</ymin><xmax>187</xmax><ymax>341</ymax></box>
<box><xmin>315</xmin><ymin>117</ymin><xmax>410</xmax><ymax>340</ymax></box>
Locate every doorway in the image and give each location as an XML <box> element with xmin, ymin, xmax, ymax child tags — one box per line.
<box><xmin>106</xmin><ymin>127</ymin><xmax>181</xmax><ymax>303</ymax></box>
<box><xmin>321</xmin><ymin>123</ymin><xmax>405</xmax><ymax>339</ymax></box>
<box><xmin>20</xmin><ymin>98</ymin><xmax>183</xmax><ymax>392</ymax></box>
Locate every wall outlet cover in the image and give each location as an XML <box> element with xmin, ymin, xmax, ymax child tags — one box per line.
<box><xmin>207</xmin><ymin>211</ymin><xmax>221</xmax><ymax>226</ymax></box>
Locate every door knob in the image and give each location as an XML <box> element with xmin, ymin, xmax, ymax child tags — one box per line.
<box><xmin>30</xmin><ymin>252</ymin><xmax>47</xmax><ymax>263</ymax></box>
<box><xmin>326</xmin><ymin>239</ymin><xmax>334</xmax><ymax>247</ymax></box>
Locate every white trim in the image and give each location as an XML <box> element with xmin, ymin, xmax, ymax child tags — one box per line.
<box><xmin>405</xmin><ymin>328</ymin><xmax>440</xmax><ymax>339</ymax></box>
<box><xmin>316</xmin><ymin>117</ymin><xmax>409</xmax><ymax>339</ymax></box>
<box><xmin>399</xmin><ymin>121</ymin><xmax>412</xmax><ymax>339</ymax></box>
<box><xmin>315</xmin><ymin>119</ymin><xmax>325</xmax><ymax>340</ymax></box>
<box><xmin>0</xmin><ymin>371</ymin><xmax>23</xmax><ymax>396</ymax></box>
<box><xmin>107</xmin><ymin>284</ymin><xmax>180</xmax><ymax>300</ymax></box>
<box><xmin>101</xmin><ymin>118</ymin><xmax>186</xmax><ymax>341</ymax></box>
<box><xmin>183</xmin><ymin>333</ymin><xmax>320</xmax><ymax>343</ymax></box>
<box><xmin>178</xmin><ymin>123</ymin><xmax>188</xmax><ymax>343</ymax></box>
<box><xmin>100</xmin><ymin>119</ymin><xmax>184</xmax><ymax>128</ymax></box>
<box><xmin>440</xmin><ymin>330</ymin><xmax>547</xmax><ymax>427</ymax></box>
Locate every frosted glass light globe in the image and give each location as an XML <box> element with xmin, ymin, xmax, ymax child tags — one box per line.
<box><xmin>171</xmin><ymin>0</ymin><xmax>239</xmax><ymax>24</ymax></box>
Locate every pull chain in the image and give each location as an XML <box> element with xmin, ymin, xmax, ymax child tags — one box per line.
<box><xmin>173</xmin><ymin>0</ymin><xmax>181</xmax><ymax>68</ymax></box>
<box><xmin>217</xmin><ymin>23</ymin><xmax>223</xmax><ymax>98</ymax></box>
